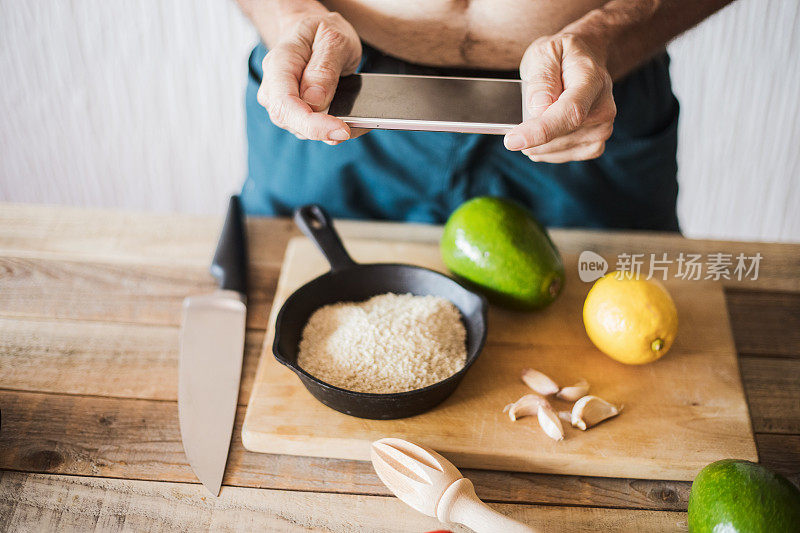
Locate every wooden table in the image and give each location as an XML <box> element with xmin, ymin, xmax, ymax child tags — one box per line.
<box><xmin>1</xmin><ymin>203</ymin><xmax>798</xmax><ymax>532</ymax></box>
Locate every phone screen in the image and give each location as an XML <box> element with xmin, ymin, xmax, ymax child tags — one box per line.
<box><xmin>329</xmin><ymin>74</ymin><xmax>523</xmax><ymax>126</ymax></box>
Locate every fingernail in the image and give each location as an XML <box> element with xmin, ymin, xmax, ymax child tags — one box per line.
<box><xmin>329</xmin><ymin>129</ymin><xmax>350</xmax><ymax>141</ymax></box>
<box><xmin>504</xmin><ymin>134</ymin><xmax>526</xmax><ymax>150</ymax></box>
<box><xmin>529</xmin><ymin>91</ymin><xmax>553</xmax><ymax>109</ymax></box>
<box><xmin>302</xmin><ymin>86</ymin><xmax>326</xmax><ymax>107</ymax></box>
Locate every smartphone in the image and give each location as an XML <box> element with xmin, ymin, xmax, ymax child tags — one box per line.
<box><xmin>328</xmin><ymin>73</ymin><xmax>523</xmax><ymax>135</ymax></box>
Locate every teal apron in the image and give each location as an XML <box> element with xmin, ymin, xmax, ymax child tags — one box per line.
<box><xmin>241</xmin><ymin>43</ymin><xmax>680</xmax><ymax>231</ymax></box>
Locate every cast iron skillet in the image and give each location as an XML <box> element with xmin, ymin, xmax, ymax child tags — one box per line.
<box><xmin>272</xmin><ymin>204</ymin><xmax>488</xmax><ymax>420</ymax></box>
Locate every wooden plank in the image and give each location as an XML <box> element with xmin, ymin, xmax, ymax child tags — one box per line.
<box><xmin>0</xmin><ymin>318</ymin><xmax>264</xmax><ymax>405</ymax></box>
<box><xmin>0</xmin><ymin>472</ymin><xmax>687</xmax><ymax>533</ymax></box>
<box><xmin>0</xmin><ymin>317</ymin><xmax>179</xmax><ymax>401</ymax></box>
<box><xmin>0</xmin><ymin>203</ymin><xmax>228</xmax><ymax>267</ymax></box>
<box><xmin>755</xmin><ymin>434</ymin><xmax>800</xmax><ymax>487</ymax></box>
<box><xmin>1</xmin><ymin>203</ymin><xmax>798</xmax><ymax>290</ymax></box>
<box><xmin>0</xmin><ymin>256</ymin><xmax>275</xmax><ymax>329</ymax></box>
<box><xmin>726</xmin><ymin>289</ymin><xmax>800</xmax><ymax>358</ymax></box>
<box><xmin>739</xmin><ymin>357</ymin><xmax>800</xmax><ymax>434</ymax></box>
<box><xmin>0</xmin><ymin>389</ymin><xmax>694</xmax><ymax>511</ymax></box>
<box><xmin>0</xmin><ymin>203</ymin><xmax>424</xmax><ymax>269</ymax></box>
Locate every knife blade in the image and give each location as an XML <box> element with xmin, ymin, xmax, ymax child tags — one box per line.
<box><xmin>179</xmin><ymin>195</ymin><xmax>248</xmax><ymax>496</ymax></box>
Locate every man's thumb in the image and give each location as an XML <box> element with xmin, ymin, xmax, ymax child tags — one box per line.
<box><xmin>521</xmin><ymin>51</ymin><xmax>563</xmax><ymax>121</ymax></box>
<box><xmin>300</xmin><ymin>47</ymin><xmax>344</xmax><ymax>111</ymax></box>
<box><xmin>299</xmin><ymin>19</ymin><xmax>360</xmax><ymax>112</ymax></box>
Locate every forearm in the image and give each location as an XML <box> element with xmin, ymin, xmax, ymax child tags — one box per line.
<box><xmin>564</xmin><ymin>0</ymin><xmax>734</xmax><ymax>80</ymax></box>
<box><xmin>235</xmin><ymin>0</ymin><xmax>329</xmax><ymax>46</ymax></box>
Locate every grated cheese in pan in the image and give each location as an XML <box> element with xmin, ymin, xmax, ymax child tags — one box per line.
<box><xmin>297</xmin><ymin>293</ymin><xmax>467</xmax><ymax>393</ymax></box>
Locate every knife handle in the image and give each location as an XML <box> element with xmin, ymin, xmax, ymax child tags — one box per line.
<box><xmin>211</xmin><ymin>195</ymin><xmax>248</xmax><ymax>294</ymax></box>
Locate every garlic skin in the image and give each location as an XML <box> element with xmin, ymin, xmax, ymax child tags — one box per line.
<box><xmin>571</xmin><ymin>395</ymin><xmax>621</xmax><ymax>430</ymax></box>
<box><xmin>521</xmin><ymin>368</ymin><xmax>560</xmax><ymax>396</ymax></box>
<box><xmin>537</xmin><ymin>404</ymin><xmax>565</xmax><ymax>441</ymax></box>
<box><xmin>503</xmin><ymin>394</ymin><xmax>549</xmax><ymax>421</ymax></box>
<box><xmin>557</xmin><ymin>379</ymin><xmax>590</xmax><ymax>402</ymax></box>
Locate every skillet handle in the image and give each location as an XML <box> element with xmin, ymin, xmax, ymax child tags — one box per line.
<box><xmin>294</xmin><ymin>205</ymin><xmax>356</xmax><ymax>272</ymax></box>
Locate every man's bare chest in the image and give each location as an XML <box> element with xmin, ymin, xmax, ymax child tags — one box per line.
<box><xmin>322</xmin><ymin>0</ymin><xmax>605</xmax><ymax>68</ymax></box>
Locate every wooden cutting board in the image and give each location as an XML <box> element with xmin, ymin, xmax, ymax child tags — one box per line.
<box><xmin>242</xmin><ymin>237</ymin><xmax>758</xmax><ymax>480</ymax></box>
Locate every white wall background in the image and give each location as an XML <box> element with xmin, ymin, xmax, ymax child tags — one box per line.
<box><xmin>1</xmin><ymin>0</ymin><xmax>798</xmax><ymax>242</ymax></box>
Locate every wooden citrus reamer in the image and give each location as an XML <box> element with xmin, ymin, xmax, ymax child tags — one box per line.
<box><xmin>371</xmin><ymin>438</ymin><xmax>535</xmax><ymax>533</ymax></box>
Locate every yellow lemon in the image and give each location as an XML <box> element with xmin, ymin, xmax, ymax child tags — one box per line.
<box><xmin>583</xmin><ymin>271</ymin><xmax>678</xmax><ymax>364</ymax></box>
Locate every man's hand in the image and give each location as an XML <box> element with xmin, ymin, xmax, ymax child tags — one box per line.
<box><xmin>257</xmin><ymin>12</ymin><xmax>364</xmax><ymax>145</ymax></box>
<box><xmin>505</xmin><ymin>34</ymin><xmax>616</xmax><ymax>163</ymax></box>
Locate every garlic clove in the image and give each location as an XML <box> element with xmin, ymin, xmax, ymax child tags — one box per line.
<box><xmin>504</xmin><ymin>393</ymin><xmax>549</xmax><ymax>421</ymax></box>
<box><xmin>521</xmin><ymin>368</ymin><xmax>560</xmax><ymax>396</ymax></box>
<box><xmin>571</xmin><ymin>395</ymin><xmax>621</xmax><ymax>430</ymax></box>
<box><xmin>537</xmin><ymin>404</ymin><xmax>565</xmax><ymax>441</ymax></box>
<box><xmin>557</xmin><ymin>379</ymin><xmax>590</xmax><ymax>402</ymax></box>
<box><xmin>557</xmin><ymin>410</ymin><xmax>572</xmax><ymax>424</ymax></box>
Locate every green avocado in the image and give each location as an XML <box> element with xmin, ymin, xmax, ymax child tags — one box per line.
<box><xmin>688</xmin><ymin>459</ymin><xmax>800</xmax><ymax>533</ymax></box>
<box><xmin>440</xmin><ymin>197</ymin><xmax>564</xmax><ymax>310</ymax></box>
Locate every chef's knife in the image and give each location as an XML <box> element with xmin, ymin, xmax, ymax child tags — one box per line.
<box><xmin>179</xmin><ymin>195</ymin><xmax>247</xmax><ymax>496</ymax></box>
